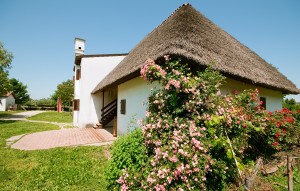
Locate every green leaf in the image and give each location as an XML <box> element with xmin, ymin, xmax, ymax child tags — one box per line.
<box><xmin>212</xmin><ymin>115</ymin><xmax>220</xmax><ymax>124</ymax></box>
<box><xmin>226</xmin><ymin>149</ymin><xmax>233</xmax><ymax>160</ymax></box>
<box><xmin>225</xmin><ymin>139</ymin><xmax>231</xmax><ymax>144</ymax></box>
<box><xmin>253</xmin><ymin>126</ymin><xmax>261</xmax><ymax>132</ymax></box>
<box><xmin>246</xmin><ymin>121</ymin><xmax>253</xmax><ymax>128</ymax></box>
<box><xmin>237</xmin><ymin>162</ymin><xmax>245</xmax><ymax>171</ymax></box>
<box><xmin>207</xmin><ymin>127</ymin><xmax>215</xmax><ymax>135</ymax></box>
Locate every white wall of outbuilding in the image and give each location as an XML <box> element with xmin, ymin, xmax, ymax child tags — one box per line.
<box><xmin>73</xmin><ymin>55</ymin><xmax>125</xmax><ymax>127</ymax></box>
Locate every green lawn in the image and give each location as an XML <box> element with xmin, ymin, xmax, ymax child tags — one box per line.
<box><xmin>28</xmin><ymin>111</ymin><xmax>73</xmax><ymax>123</ymax></box>
<box><xmin>0</xmin><ymin>120</ymin><xmax>110</xmax><ymax>190</ymax></box>
<box><xmin>0</xmin><ymin>111</ymin><xmax>21</xmax><ymax>118</ymax></box>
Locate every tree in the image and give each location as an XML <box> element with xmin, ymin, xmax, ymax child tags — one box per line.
<box><xmin>9</xmin><ymin>78</ymin><xmax>30</xmax><ymax>104</ymax></box>
<box><xmin>283</xmin><ymin>98</ymin><xmax>300</xmax><ymax>111</ymax></box>
<box><xmin>0</xmin><ymin>41</ymin><xmax>13</xmax><ymax>96</ymax></box>
<box><xmin>51</xmin><ymin>79</ymin><xmax>74</xmax><ymax>108</ymax></box>
<box><xmin>30</xmin><ymin>98</ymin><xmax>55</xmax><ymax>106</ymax></box>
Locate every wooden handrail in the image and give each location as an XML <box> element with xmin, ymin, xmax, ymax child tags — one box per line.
<box><xmin>101</xmin><ymin>99</ymin><xmax>117</xmax><ymax>112</ymax></box>
<box><xmin>101</xmin><ymin>106</ymin><xmax>116</xmax><ymax>118</ymax></box>
<box><xmin>101</xmin><ymin>99</ymin><xmax>117</xmax><ymax>126</ymax></box>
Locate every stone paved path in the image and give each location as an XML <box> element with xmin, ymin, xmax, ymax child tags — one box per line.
<box><xmin>1</xmin><ymin>111</ymin><xmax>115</xmax><ymax>150</ymax></box>
<box><xmin>10</xmin><ymin>128</ymin><xmax>115</xmax><ymax>150</ymax></box>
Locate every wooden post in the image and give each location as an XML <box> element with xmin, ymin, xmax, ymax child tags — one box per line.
<box><xmin>113</xmin><ymin>116</ymin><xmax>117</xmax><ymax>137</ymax></box>
<box><xmin>287</xmin><ymin>155</ymin><xmax>293</xmax><ymax>191</ymax></box>
<box><xmin>57</xmin><ymin>97</ymin><xmax>62</xmax><ymax>112</ymax></box>
<box><xmin>102</xmin><ymin>91</ymin><xmax>105</xmax><ymax>111</ymax></box>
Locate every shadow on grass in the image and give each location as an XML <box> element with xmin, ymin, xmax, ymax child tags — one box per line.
<box><xmin>0</xmin><ymin>111</ymin><xmax>21</xmax><ymax>118</ymax></box>
<box><xmin>0</xmin><ymin>120</ymin><xmax>16</xmax><ymax>124</ymax></box>
<box><xmin>0</xmin><ymin>113</ymin><xmax>11</xmax><ymax>118</ymax></box>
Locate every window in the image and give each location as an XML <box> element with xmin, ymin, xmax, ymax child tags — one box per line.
<box><xmin>76</xmin><ymin>69</ymin><xmax>81</xmax><ymax>80</ymax></box>
<box><xmin>73</xmin><ymin>99</ymin><xmax>80</xmax><ymax>111</ymax></box>
<box><xmin>260</xmin><ymin>97</ymin><xmax>266</xmax><ymax>109</ymax></box>
<box><xmin>120</xmin><ymin>99</ymin><xmax>126</xmax><ymax>114</ymax></box>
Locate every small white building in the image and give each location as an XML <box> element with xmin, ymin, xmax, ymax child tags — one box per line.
<box><xmin>73</xmin><ymin>4</ymin><xmax>299</xmax><ymax>136</ymax></box>
<box><xmin>0</xmin><ymin>92</ymin><xmax>15</xmax><ymax>111</ymax></box>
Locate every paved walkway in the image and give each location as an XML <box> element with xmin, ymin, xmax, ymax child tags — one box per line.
<box><xmin>1</xmin><ymin>111</ymin><xmax>116</xmax><ymax>150</ymax></box>
<box><xmin>10</xmin><ymin>128</ymin><xmax>115</xmax><ymax>150</ymax></box>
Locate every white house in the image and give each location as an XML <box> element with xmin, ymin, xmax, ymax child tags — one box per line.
<box><xmin>0</xmin><ymin>92</ymin><xmax>15</xmax><ymax>111</ymax></box>
<box><xmin>72</xmin><ymin>38</ymin><xmax>127</xmax><ymax>128</ymax></box>
<box><xmin>73</xmin><ymin>4</ymin><xmax>299</xmax><ymax>136</ymax></box>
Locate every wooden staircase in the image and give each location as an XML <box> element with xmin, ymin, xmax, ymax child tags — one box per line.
<box><xmin>95</xmin><ymin>99</ymin><xmax>117</xmax><ymax>128</ymax></box>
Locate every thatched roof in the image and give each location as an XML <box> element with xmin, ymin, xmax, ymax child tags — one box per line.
<box><xmin>92</xmin><ymin>4</ymin><xmax>299</xmax><ymax>94</ymax></box>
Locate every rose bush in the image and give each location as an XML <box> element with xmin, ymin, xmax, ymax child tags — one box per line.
<box><xmin>105</xmin><ymin>57</ymin><xmax>299</xmax><ymax>190</ymax></box>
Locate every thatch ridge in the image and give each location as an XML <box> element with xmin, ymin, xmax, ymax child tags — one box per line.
<box><xmin>92</xmin><ymin>4</ymin><xmax>299</xmax><ymax>94</ymax></box>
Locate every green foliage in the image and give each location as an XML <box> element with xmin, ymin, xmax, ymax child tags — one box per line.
<box><xmin>104</xmin><ymin>128</ymin><xmax>148</xmax><ymax>190</ymax></box>
<box><xmin>26</xmin><ymin>98</ymin><xmax>56</xmax><ymax>106</ymax></box>
<box><xmin>25</xmin><ymin>98</ymin><xmax>56</xmax><ymax>110</ymax></box>
<box><xmin>283</xmin><ymin>98</ymin><xmax>300</xmax><ymax>112</ymax></box>
<box><xmin>51</xmin><ymin>79</ymin><xmax>74</xmax><ymax>107</ymax></box>
<box><xmin>0</xmin><ymin>41</ymin><xmax>13</xmax><ymax>96</ymax></box>
<box><xmin>9</xmin><ymin>78</ymin><xmax>30</xmax><ymax>104</ymax></box>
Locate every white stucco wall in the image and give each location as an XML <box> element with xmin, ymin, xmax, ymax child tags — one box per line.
<box><xmin>220</xmin><ymin>78</ymin><xmax>283</xmax><ymax>111</ymax></box>
<box><xmin>74</xmin><ymin>65</ymin><xmax>81</xmax><ymax>99</ymax></box>
<box><xmin>116</xmin><ymin>77</ymin><xmax>283</xmax><ymax>135</ymax></box>
<box><xmin>117</xmin><ymin>77</ymin><xmax>158</xmax><ymax>135</ymax></box>
<box><xmin>73</xmin><ymin>64</ymin><xmax>81</xmax><ymax>126</ymax></box>
<box><xmin>74</xmin><ymin>55</ymin><xmax>126</xmax><ymax>128</ymax></box>
<box><xmin>0</xmin><ymin>95</ymin><xmax>15</xmax><ymax>111</ymax></box>
<box><xmin>0</xmin><ymin>98</ymin><xmax>6</xmax><ymax>111</ymax></box>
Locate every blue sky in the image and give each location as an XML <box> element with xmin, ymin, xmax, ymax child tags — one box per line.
<box><xmin>1</xmin><ymin>0</ymin><xmax>300</xmax><ymax>101</ymax></box>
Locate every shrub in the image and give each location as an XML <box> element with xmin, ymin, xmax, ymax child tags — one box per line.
<box><xmin>265</xmin><ymin>108</ymin><xmax>300</xmax><ymax>150</ymax></box>
<box><xmin>104</xmin><ymin>128</ymin><xmax>148</xmax><ymax>190</ymax></box>
<box><xmin>107</xmin><ymin>57</ymin><xmax>299</xmax><ymax>190</ymax></box>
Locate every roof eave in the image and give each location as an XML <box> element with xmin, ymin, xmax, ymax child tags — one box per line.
<box><xmin>92</xmin><ymin>66</ymin><xmax>299</xmax><ymax>95</ymax></box>
<box><xmin>92</xmin><ymin>69</ymin><xmax>140</xmax><ymax>94</ymax></box>
<box><xmin>74</xmin><ymin>53</ymin><xmax>128</xmax><ymax>66</ymax></box>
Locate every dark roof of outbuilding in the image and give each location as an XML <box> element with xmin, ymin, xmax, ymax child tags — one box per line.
<box><xmin>92</xmin><ymin>4</ymin><xmax>299</xmax><ymax>94</ymax></box>
<box><xmin>2</xmin><ymin>91</ymin><xmax>15</xmax><ymax>98</ymax></box>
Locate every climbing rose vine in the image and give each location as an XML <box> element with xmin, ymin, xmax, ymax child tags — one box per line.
<box><xmin>139</xmin><ymin>59</ymin><xmax>223</xmax><ymax>190</ymax></box>
<box><xmin>109</xmin><ymin>57</ymin><xmax>299</xmax><ymax>191</ymax></box>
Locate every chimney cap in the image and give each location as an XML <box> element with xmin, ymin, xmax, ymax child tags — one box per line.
<box><xmin>75</xmin><ymin>37</ymin><xmax>85</xmax><ymax>42</ymax></box>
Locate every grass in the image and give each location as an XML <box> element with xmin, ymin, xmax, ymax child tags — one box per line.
<box><xmin>0</xmin><ymin>111</ymin><xmax>21</xmax><ymax>118</ymax></box>
<box><xmin>28</xmin><ymin>111</ymin><xmax>73</xmax><ymax>123</ymax></box>
<box><xmin>0</xmin><ymin>119</ymin><xmax>110</xmax><ymax>190</ymax></box>
<box><xmin>261</xmin><ymin>160</ymin><xmax>300</xmax><ymax>190</ymax></box>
